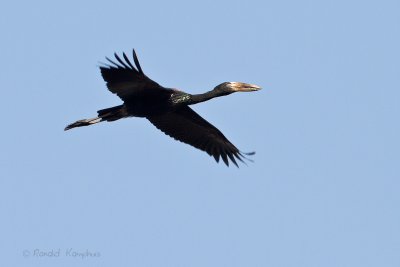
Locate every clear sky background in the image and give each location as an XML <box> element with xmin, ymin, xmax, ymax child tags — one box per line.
<box><xmin>1</xmin><ymin>0</ymin><xmax>399</xmax><ymax>266</ymax></box>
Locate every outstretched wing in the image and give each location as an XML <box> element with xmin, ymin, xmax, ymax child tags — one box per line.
<box><xmin>147</xmin><ymin>106</ymin><xmax>254</xmax><ymax>167</ymax></box>
<box><xmin>100</xmin><ymin>49</ymin><xmax>165</xmax><ymax>101</ymax></box>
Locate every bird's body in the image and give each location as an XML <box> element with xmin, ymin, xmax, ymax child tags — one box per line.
<box><xmin>65</xmin><ymin>49</ymin><xmax>261</xmax><ymax>167</ymax></box>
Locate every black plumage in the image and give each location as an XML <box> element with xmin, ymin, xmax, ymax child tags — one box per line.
<box><xmin>65</xmin><ymin>49</ymin><xmax>261</xmax><ymax>167</ymax></box>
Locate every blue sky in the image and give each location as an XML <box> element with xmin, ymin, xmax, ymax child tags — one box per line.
<box><xmin>1</xmin><ymin>0</ymin><xmax>399</xmax><ymax>266</ymax></box>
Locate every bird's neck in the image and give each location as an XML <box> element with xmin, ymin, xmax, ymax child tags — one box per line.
<box><xmin>188</xmin><ymin>89</ymin><xmax>228</xmax><ymax>105</ymax></box>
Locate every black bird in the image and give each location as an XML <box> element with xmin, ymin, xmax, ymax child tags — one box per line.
<box><xmin>65</xmin><ymin>49</ymin><xmax>261</xmax><ymax>167</ymax></box>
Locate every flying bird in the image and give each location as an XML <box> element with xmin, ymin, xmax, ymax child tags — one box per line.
<box><xmin>65</xmin><ymin>49</ymin><xmax>261</xmax><ymax>167</ymax></box>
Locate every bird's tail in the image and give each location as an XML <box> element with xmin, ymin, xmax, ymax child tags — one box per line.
<box><xmin>64</xmin><ymin>117</ymin><xmax>101</xmax><ymax>131</ymax></box>
<box><xmin>64</xmin><ymin>105</ymin><xmax>127</xmax><ymax>131</ymax></box>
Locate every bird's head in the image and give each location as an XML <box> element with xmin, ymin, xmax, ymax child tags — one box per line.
<box><xmin>214</xmin><ymin>82</ymin><xmax>261</xmax><ymax>95</ymax></box>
